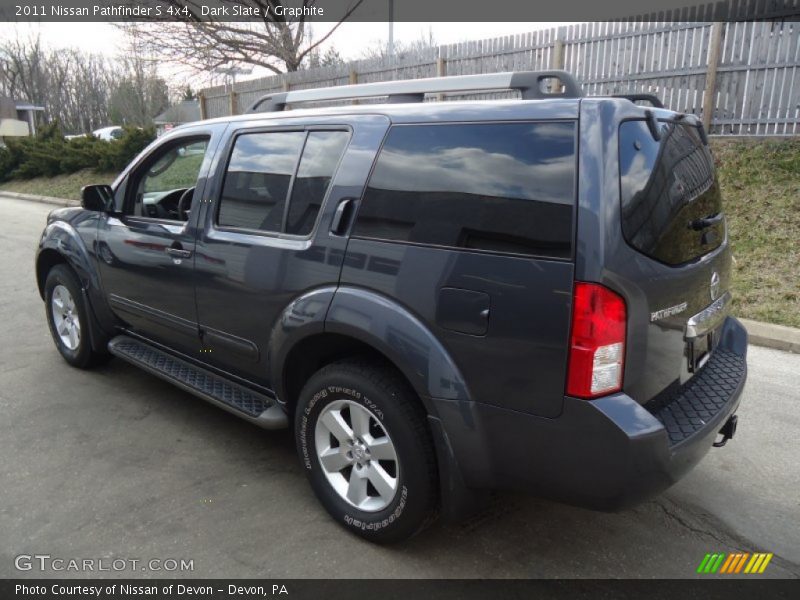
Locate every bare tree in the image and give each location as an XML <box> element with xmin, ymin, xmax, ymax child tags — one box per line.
<box><xmin>306</xmin><ymin>46</ymin><xmax>345</xmax><ymax>69</ymax></box>
<box><xmin>1</xmin><ymin>34</ymin><xmax>170</xmax><ymax>134</ymax></box>
<box><xmin>359</xmin><ymin>29</ymin><xmax>438</xmax><ymax>61</ymax></box>
<box><xmin>0</xmin><ymin>36</ymin><xmax>50</xmax><ymax>115</ymax></box>
<box><xmin>121</xmin><ymin>1</ymin><xmax>364</xmax><ymax>76</ymax></box>
<box><xmin>0</xmin><ymin>36</ymin><xmax>114</xmax><ymax>133</ymax></box>
<box><xmin>108</xmin><ymin>33</ymin><xmax>170</xmax><ymax>127</ymax></box>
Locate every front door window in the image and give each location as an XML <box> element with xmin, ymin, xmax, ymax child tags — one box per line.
<box><xmin>132</xmin><ymin>139</ymin><xmax>209</xmax><ymax>221</ymax></box>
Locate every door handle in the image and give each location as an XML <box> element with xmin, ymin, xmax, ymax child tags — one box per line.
<box><xmin>166</xmin><ymin>247</ymin><xmax>192</xmax><ymax>259</ymax></box>
<box><xmin>330</xmin><ymin>198</ymin><xmax>355</xmax><ymax>235</ymax></box>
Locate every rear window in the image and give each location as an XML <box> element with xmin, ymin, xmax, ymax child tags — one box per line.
<box><xmin>352</xmin><ymin>122</ymin><xmax>576</xmax><ymax>259</ymax></box>
<box><xmin>619</xmin><ymin>120</ymin><xmax>723</xmax><ymax>265</ymax></box>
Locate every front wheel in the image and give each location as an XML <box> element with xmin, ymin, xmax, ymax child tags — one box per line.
<box><xmin>295</xmin><ymin>359</ymin><xmax>439</xmax><ymax>543</ymax></box>
<box><xmin>44</xmin><ymin>265</ymin><xmax>108</xmax><ymax>369</ymax></box>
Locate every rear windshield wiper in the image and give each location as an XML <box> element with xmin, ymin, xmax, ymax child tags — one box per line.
<box><xmin>689</xmin><ymin>213</ymin><xmax>724</xmax><ymax>231</ymax></box>
<box><xmin>645</xmin><ymin>110</ymin><xmax>661</xmax><ymax>141</ymax></box>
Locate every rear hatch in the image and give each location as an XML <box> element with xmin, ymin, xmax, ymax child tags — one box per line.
<box><xmin>612</xmin><ymin>113</ymin><xmax>733</xmax><ymax>406</ymax></box>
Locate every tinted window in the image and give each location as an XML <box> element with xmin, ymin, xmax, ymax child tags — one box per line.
<box><xmin>619</xmin><ymin>120</ymin><xmax>723</xmax><ymax>265</ymax></box>
<box><xmin>353</xmin><ymin>122</ymin><xmax>576</xmax><ymax>258</ymax></box>
<box><xmin>218</xmin><ymin>131</ymin><xmax>305</xmax><ymax>232</ymax></box>
<box><xmin>286</xmin><ymin>131</ymin><xmax>349</xmax><ymax>235</ymax></box>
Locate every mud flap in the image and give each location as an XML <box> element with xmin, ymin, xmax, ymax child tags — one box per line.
<box><xmin>427</xmin><ymin>414</ymin><xmax>491</xmax><ymax>522</ymax></box>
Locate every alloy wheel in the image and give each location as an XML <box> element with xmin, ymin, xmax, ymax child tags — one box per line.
<box><xmin>314</xmin><ymin>399</ymin><xmax>399</xmax><ymax>512</ymax></box>
<box><xmin>51</xmin><ymin>284</ymin><xmax>81</xmax><ymax>351</ymax></box>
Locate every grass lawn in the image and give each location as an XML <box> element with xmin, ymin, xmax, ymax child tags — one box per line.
<box><xmin>1</xmin><ymin>139</ymin><xmax>798</xmax><ymax>327</ymax></box>
<box><xmin>0</xmin><ymin>169</ymin><xmax>118</xmax><ymax>200</ymax></box>
<box><xmin>712</xmin><ymin>138</ymin><xmax>800</xmax><ymax>328</ymax></box>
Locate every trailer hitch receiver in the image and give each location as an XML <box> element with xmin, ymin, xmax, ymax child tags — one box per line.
<box><xmin>713</xmin><ymin>414</ymin><xmax>738</xmax><ymax>448</ymax></box>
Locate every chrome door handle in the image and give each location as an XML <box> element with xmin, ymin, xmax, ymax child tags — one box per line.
<box><xmin>331</xmin><ymin>198</ymin><xmax>354</xmax><ymax>235</ymax></box>
<box><xmin>166</xmin><ymin>247</ymin><xmax>192</xmax><ymax>259</ymax></box>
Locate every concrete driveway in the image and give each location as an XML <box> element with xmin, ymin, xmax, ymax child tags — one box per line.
<box><xmin>1</xmin><ymin>196</ymin><xmax>798</xmax><ymax>578</ymax></box>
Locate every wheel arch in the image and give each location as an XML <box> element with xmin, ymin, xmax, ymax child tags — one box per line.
<box><xmin>273</xmin><ymin>286</ymin><xmax>471</xmax><ymax>417</ymax></box>
<box><xmin>36</xmin><ymin>221</ymin><xmax>99</xmax><ymax>297</ymax></box>
<box><xmin>36</xmin><ymin>248</ymin><xmax>69</xmax><ymax>299</ymax></box>
<box><xmin>279</xmin><ymin>332</ymin><xmax>436</xmax><ymax>418</ymax></box>
<box><xmin>36</xmin><ymin>220</ymin><xmax>114</xmax><ymax>352</ymax></box>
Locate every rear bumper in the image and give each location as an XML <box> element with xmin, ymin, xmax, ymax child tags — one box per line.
<box><xmin>432</xmin><ymin>316</ymin><xmax>748</xmax><ymax>510</ymax></box>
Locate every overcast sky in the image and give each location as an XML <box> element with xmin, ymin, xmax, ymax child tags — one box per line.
<box><xmin>0</xmin><ymin>21</ymin><xmax>572</xmax><ymax>88</ymax></box>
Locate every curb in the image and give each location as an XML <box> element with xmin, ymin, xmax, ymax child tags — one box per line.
<box><xmin>740</xmin><ymin>319</ymin><xmax>800</xmax><ymax>354</ymax></box>
<box><xmin>0</xmin><ymin>190</ymin><xmax>80</xmax><ymax>207</ymax></box>
<box><xmin>2</xmin><ymin>190</ymin><xmax>798</xmax><ymax>355</ymax></box>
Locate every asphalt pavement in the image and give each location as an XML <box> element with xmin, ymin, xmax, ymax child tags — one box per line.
<box><xmin>1</xmin><ymin>196</ymin><xmax>798</xmax><ymax>578</ymax></box>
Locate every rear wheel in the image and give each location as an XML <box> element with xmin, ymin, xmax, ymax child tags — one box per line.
<box><xmin>44</xmin><ymin>265</ymin><xmax>108</xmax><ymax>368</ymax></box>
<box><xmin>295</xmin><ymin>358</ymin><xmax>438</xmax><ymax>543</ymax></box>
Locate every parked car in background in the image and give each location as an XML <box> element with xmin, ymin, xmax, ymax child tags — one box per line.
<box><xmin>35</xmin><ymin>71</ymin><xmax>748</xmax><ymax>543</ymax></box>
<box><xmin>92</xmin><ymin>126</ymin><xmax>124</xmax><ymax>141</ymax></box>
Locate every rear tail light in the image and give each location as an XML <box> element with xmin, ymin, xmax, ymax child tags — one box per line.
<box><xmin>566</xmin><ymin>282</ymin><xmax>627</xmax><ymax>399</ymax></box>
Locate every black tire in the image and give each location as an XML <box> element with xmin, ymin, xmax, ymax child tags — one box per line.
<box><xmin>44</xmin><ymin>265</ymin><xmax>109</xmax><ymax>369</ymax></box>
<box><xmin>295</xmin><ymin>358</ymin><xmax>438</xmax><ymax>543</ymax></box>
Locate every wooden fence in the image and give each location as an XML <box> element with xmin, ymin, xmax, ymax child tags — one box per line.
<box><xmin>199</xmin><ymin>19</ymin><xmax>800</xmax><ymax>136</ymax></box>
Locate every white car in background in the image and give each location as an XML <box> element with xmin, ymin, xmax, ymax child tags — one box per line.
<box><xmin>92</xmin><ymin>126</ymin><xmax>124</xmax><ymax>141</ymax></box>
<box><xmin>65</xmin><ymin>126</ymin><xmax>127</xmax><ymax>141</ymax></box>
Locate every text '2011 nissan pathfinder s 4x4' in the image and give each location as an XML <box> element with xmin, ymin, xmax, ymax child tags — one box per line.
<box><xmin>36</xmin><ymin>71</ymin><xmax>747</xmax><ymax>543</ymax></box>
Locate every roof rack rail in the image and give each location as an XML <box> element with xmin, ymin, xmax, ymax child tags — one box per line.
<box><xmin>611</xmin><ymin>94</ymin><xmax>664</xmax><ymax>108</ymax></box>
<box><xmin>246</xmin><ymin>70</ymin><xmax>583</xmax><ymax>113</ymax></box>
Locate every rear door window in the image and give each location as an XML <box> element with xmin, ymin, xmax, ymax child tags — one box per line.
<box><xmin>619</xmin><ymin>120</ymin><xmax>723</xmax><ymax>265</ymax></box>
<box><xmin>218</xmin><ymin>131</ymin><xmax>306</xmax><ymax>233</ymax></box>
<box><xmin>353</xmin><ymin>122</ymin><xmax>576</xmax><ymax>259</ymax></box>
<box><xmin>218</xmin><ymin>130</ymin><xmax>349</xmax><ymax>235</ymax></box>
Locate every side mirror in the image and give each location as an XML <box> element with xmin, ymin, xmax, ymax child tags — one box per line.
<box><xmin>81</xmin><ymin>184</ymin><xmax>114</xmax><ymax>212</ymax></box>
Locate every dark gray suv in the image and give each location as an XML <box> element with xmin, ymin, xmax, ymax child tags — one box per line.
<box><xmin>36</xmin><ymin>71</ymin><xmax>747</xmax><ymax>542</ymax></box>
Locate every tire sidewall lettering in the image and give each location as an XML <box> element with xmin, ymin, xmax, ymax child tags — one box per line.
<box><xmin>299</xmin><ymin>388</ymin><xmax>328</xmax><ymax>469</ymax></box>
<box><xmin>323</xmin><ymin>385</ymin><xmax>384</xmax><ymax>420</ymax></box>
<box><xmin>343</xmin><ymin>485</ymin><xmax>408</xmax><ymax>532</ymax></box>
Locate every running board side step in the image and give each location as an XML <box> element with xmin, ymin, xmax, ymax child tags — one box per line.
<box><xmin>108</xmin><ymin>335</ymin><xmax>288</xmax><ymax>430</ymax></box>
